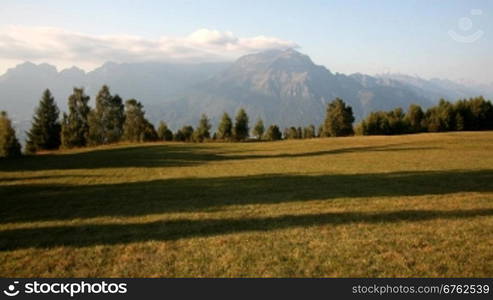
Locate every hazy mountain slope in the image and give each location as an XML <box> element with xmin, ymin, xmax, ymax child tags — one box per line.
<box><xmin>0</xmin><ymin>61</ymin><xmax>229</xmax><ymax>140</ymax></box>
<box><xmin>157</xmin><ymin>49</ymin><xmax>433</xmax><ymax>129</ymax></box>
<box><xmin>1</xmin><ymin>49</ymin><xmax>490</xmax><ymax>140</ymax></box>
<box><xmin>376</xmin><ymin>74</ymin><xmax>493</xmax><ymax>103</ymax></box>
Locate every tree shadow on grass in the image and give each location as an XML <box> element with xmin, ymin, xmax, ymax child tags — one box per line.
<box><xmin>0</xmin><ymin>143</ymin><xmax>439</xmax><ymax>172</ymax></box>
<box><xmin>1</xmin><ymin>208</ymin><xmax>492</xmax><ymax>251</ymax></box>
<box><xmin>1</xmin><ymin>169</ymin><xmax>492</xmax><ymax>224</ymax></box>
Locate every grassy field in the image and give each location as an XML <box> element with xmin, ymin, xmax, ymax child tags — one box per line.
<box><xmin>1</xmin><ymin>131</ymin><xmax>493</xmax><ymax>277</ymax></box>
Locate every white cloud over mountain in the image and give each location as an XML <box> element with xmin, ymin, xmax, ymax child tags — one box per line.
<box><xmin>0</xmin><ymin>26</ymin><xmax>298</xmax><ymax>73</ymax></box>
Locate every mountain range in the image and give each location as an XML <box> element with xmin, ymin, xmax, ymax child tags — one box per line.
<box><xmin>1</xmin><ymin>49</ymin><xmax>491</xmax><ymax>142</ymax></box>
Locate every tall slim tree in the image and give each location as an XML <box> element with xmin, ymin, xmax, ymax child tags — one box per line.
<box><xmin>194</xmin><ymin>114</ymin><xmax>211</xmax><ymax>142</ymax></box>
<box><xmin>26</xmin><ymin>89</ymin><xmax>61</xmax><ymax>153</ymax></box>
<box><xmin>157</xmin><ymin>121</ymin><xmax>173</xmax><ymax>141</ymax></box>
<box><xmin>233</xmin><ymin>108</ymin><xmax>249</xmax><ymax>141</ymax></box>
<box><xmin>216</xmin><ymin>112</ymin><xmax>233</xmax><ymax>141</ymax></box>
<box><xmin>405</xmin><ymin>104</ymin><xmax>425</xmax><ymax>133</ymax></box>
<box><xmin>61</xmin><ymin>88</ymin><xmax>90</xmax><ymax>148</ymax></box>
<box><xmin>323</xmin><ymin>98</ymin><xmax>355</xmax><ymax>137</ymax></box>
<box><xmin>0</xmin><ymin>111</ymin><xmax>22</xmax><ymax>158</ymax></box>
<box><xmin>87</xmin><ymin>85</ymin><xmax>124</xmax><ymax>145</ymax></box>
<box><xmin>303</xmin><ymin>124</ymin><xmax>316</xmax><ymax>139</ymax></box>
<box><xmin>264</xmin><ymin>125</ymin><xmax>282</xmax><ymax>141</ymax></box>
<box><xmin>253</xmin><ymin>118</ymin><xmax>265</xmax><ymax>140</ymax></box>
<box><xmin>122</xmin><ymin>99</ymin><xmax>145</xmax><ymax>142</ymax></box>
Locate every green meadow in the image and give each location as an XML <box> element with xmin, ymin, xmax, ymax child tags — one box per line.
<box><xmin>1</xmin><ymin>131</ymin><xmax>493</xmax><ymax>277</ymax></box>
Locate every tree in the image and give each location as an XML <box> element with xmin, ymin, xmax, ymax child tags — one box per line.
<box><xmin>87</xmin><ymin>85</ymin><xmax>124</xmax><ymax>145</ymax></box>
<box><xmin>173</xmin><ymin>126</ymin><xmax>194</xmax><ymax>142</ymax></box>
<box><xmin>323</xmin><ymin>98</ymin><xmax>355</xmax><ymax>137</ymax></box>
<box><xmin>297</xmin><ymin>127</ymin><xmax>303</xmax><ymax>139</ymax></box>
<box><xmin>285</xmin><ymin>127</ymin><xmax>298</xmax><ymax>139</ymax></box>
<box><xmin>193</xmin><ymin>114</ymin><xmax>211</xmax><ymax>142</ymax></box>
<box><xmin>405</xmin><ymin>104</ymin><xmax>425</xmax><ymax>133</ymax></box>
<box><xmin>426</xmin><ymin>99</ymin><xmax>455</xmax><ymax>132</ymax></box>
<box><xmin>122</xmin><ymin>99</ymin><xmax>155</xmax><ymax>142</ymax></box>
<box><xmin>61</xmin><ymin>88</ymin><xmax>90</xmax><ymax>148</ymax></box>
<box><xmin>217</xmin><ymin>112</ymin><xmax>233</xmax><ymax>141</ymax></box>
<box><xmin>181</xmin><ymin>125</ymin><xmax>194</xmax><ymax>142</ymax></box>
<box><xmin>233</xmin><ymin>108</ymin><xmax>249</xmax><ymax>141</ymax></box>
<box><xmin>142</xmin><ymin>120</ymin><xmax>158</xmax><ymax>142</ymax></box>
<box><xmin>0</xmin><ymin>111</ymin><xmax>22</xmax><ymax>158</ymax></box>
<box><xmin>253</xmin><ymin>118</ymin><xmax>265</xmax><ymax>140</ymax></box>
<box><xmin>303</xmin><ymin>124</ymin><xmax>316</xmax><ymax>139</ymax></box>
<box><xmin>264</xmin><ymin>125</ymin><xmax>282</xmax><ymax>141</ymax></box>
<box><xmin>157</xmin><ymin>121</ymin><xmax>173</xmax><ymax>141</ymax></box>
<box><xmin>26</xmin><ymin>89</ymin><xmax>61</xmax><ymax>153</ymax></box>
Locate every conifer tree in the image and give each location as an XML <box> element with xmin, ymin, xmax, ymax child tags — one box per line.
<box><xmin>180</xmin><ymin>125</ymin><xmax>194</xmax><ymax>142</ymax></box>
<box><xmin>122</xmin><ymin>99</ymin><xmax>149</xmax><ymax>142</ymax></box>
<box><xmin>253</xmin><ymin>118</ymin><xmax>265</xmax><ymax>140</ymax></box>
<box><xmin>217</xmin><ymin>112</ymin><xmax>233</xmax><ymax>141</ymax></box>
<box><xmin>193</xmin><ymin>114</ymin><xmax>211</xmax><ymax>142</ymax></box>
<box><xmin>61</xmin><ymin>88</ymin><xmax>90</xmax><ymax>148</ymax></box>
<box><xmin>233</xmin><ymin>108</ymin><xmax>249</xmax><ymax>141</ymax></box>
<box><xmin>297</xmin><ymin>127</ymin><xmax>303</xmax><ymax>139</ymax></box>
<box><xmin>303</xmin><ymin>124</ymin><xmax>316</xmax><ymax>139</ymax></box>
<box><xmin>0</xmin><ymin>111</ymin><xmax>22</xmax><ymax>158</ymax></box>
<box><xmin>405</xmin><ymin>104</ymin><xmax>426</xmax><ymax>133</ymax></box>
<box><xmin>26</xmin><ymin>89</ymin><xmax>61</xmax><ymax>153</ymax></box>
<box><xmin>264</xmin><ymin>124</ymin><xmax>282</xmax><ymax>141</ymax></box>
<box><xmin>157</xmin><ymin>121</ymin><xmax>173</xmax><ymax>141</ymax></box>
<box><xmin>87</xmin><ymin>85</ymin><xmax>124</xmax><ymax>145</ymax></box>
<box><xmin>323</xmin><ymin>98</ymin><xmax>355</xmax><ymax>137</ymax></box>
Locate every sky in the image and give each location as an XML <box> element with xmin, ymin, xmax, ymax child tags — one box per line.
<box><xmin>0</xmin><ymin>0</ymin><xmax>492</xmax><ymax>83</ymax></box>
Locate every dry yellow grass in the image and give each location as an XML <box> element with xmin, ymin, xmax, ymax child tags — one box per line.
<box><xmin>1</xmin><ymin>131</ymin><xmax>492</xmax><ymax>277</ymax></box>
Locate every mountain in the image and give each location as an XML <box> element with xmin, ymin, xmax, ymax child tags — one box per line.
<box><xmin>375</xmin><ymin>73</ymin><xmax>493</xmax><ymax>103</ymax></box>
<box><xmin>156</xmin><ymin>49</ymin><xmax>433</xmax><ymax>128</ymax></box>
<box><xmin>0</xmin><ymin>49</ymin><xmax>490</xmax><ymax>142</ymax></box>
<box><xmin>0</xmin><ymin>61</ymin><xmax>229</xmax><ymax>141</ymax></box>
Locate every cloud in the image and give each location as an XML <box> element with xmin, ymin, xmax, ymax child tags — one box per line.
<box><xmin>0</xmin><ymin>26</ymin><xmax>298</xmax><ymax>72</ymax></box>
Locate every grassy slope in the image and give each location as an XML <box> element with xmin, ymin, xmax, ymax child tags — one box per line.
<box><xmin>1</xmin><ymin>131</ymin><xmax>492</xmax><ymax>277</ymax></box>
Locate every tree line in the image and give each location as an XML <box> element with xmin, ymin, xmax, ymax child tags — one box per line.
<box><xmin>356</xmin><ymin>97</ymin><xmax>493</xmax><ymax>135</ymax></box>
<box><xmin>0</xmin><ymin>86</ymin><xmax>492</xmax><ymax>158</ymax></box>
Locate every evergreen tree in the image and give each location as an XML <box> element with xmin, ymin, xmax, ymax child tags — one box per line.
<box><xmin>157</xmin><ymin>121</ymin><xmax>173</xmax><ymax>141</ymax></box>
<box><xmin>122</xmin><ymin>99</ymin><xmax>155</xmax><ymax>142</ymax></box>
<box><xmin>405</xmin><ymin>104</ymin><xmax>425</xmax><ymax>133</ymax></box>
<box><xmin>193</xmin><ymin>114</ymin><xmax>211</xmax><ymax>142</ymax></box>
<box><xmin>87</xmin><ymin>85</ymin><xmax>124</xmax><ymax>145</ymax></box>
<box><xmin>264</xmin><ymin>125</ymin><xmax>282</xmax><ymax>141</ymax></box>
<box><xmin>181</xmin><ymin>125</ymin><xmax>194</xmax><ymax>142</ymax></box>
<box><xmin>285</xmin><ymin>127</ymin><xmax>298</xmax><ymax>139</ymax></box>
<box><xmin>426</xmin><ymin>99</ymin><xmax>454</xmax><ymax>132</ymax></box>
<box><xmin>303</xmin><ymin>124</ymin><xmax>316</xmax><ymax>139</ymax></box>
<box><xmin>216</xmin><ymin>112</ymin><xmax>233</xmax><ymax>141</ymax></box>
<box><xmin>61</xmin><ymin>88</ymin><xmax>90</xmax><ymax>148</ymax></box>
<box><xmin>26</xmin><ymin>89</ymin><xmax>61</xmax><ymax>153</ymax></box>
<box><xmin>233</xmin><ymin>108</ymin><xmax>249</xmax><ymax>141</ymax></box>
<box><xmin>297</xmin><ymin>127</ymin><xmax>303</xmax><ymax>139</ymax></box>
<box><xmin>253</xmin><ymin>118</ymin><xmax>265</xmax><ymax>140</ymax></box>
<box><xmin>317</xmin><ymin>125</ymin><xmax>324</xmax><ymax>137</ymax></box>
<box><xmin>323</xmin><ymin>98</ymin><xmax>355</xmax><ymax>137</ymax></box>
<box><xmin>0</xmin><ymin>111</ymin><xmax>22</xmax><ymax>158</ymax></box>
<box><xmin>142</xmin><ymin>120</ymin><xmax>158</xmax><ymax>142</ymax></box>
<box><xmin>173</xmin><ymin>129</ymin><xmax>185</xmax><ymax>142</ymax></box>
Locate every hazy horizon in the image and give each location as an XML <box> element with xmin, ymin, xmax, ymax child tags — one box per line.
<box><xmin>1</xmin><ymin>0</ymin><xmax>492</xmax><ymax>84</ymax></box>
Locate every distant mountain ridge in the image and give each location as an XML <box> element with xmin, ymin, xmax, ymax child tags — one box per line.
<box><xmin>0</xmin><ymin>49</ymin><xmax>491</xmax><ymax>142</ymax></box>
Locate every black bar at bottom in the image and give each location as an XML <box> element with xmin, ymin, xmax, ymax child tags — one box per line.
<box><xmin>0</xmin><ymin>278</ymin><xmax>491</xmax><ymax>299</ymax></box>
